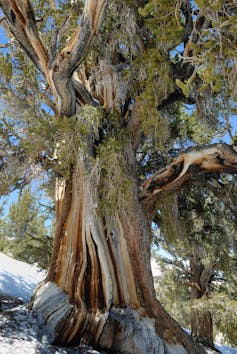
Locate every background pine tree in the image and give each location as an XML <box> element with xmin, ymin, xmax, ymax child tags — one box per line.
<box><xmin>153</xmin><ymin>185</ymin><xmax>237</xmax><ymax>346</ymax></box>
<box><xmin>0</xmin><ymin>187</ymin><xmax>53</xmax><ymax>269</ymax></box>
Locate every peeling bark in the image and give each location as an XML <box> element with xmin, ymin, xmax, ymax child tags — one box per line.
<box><xmin>31</xmin><ymin>156</ymin><xmax>205</xmax><ymax>354</ymax></box>
<box><xmin>0</xmin><ymin>0</ymin><xmax>49</xmax><ymax>73</ymax></box>
<box><xmin>1</xmin><ymin>1</ymin><xmax>236</xmax><ymax>353</ymax></box>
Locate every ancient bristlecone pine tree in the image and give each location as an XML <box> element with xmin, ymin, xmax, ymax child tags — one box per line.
<box><xmin>0</xmin><ymin>1</ymin><xmax>237</xmax><ymax>353</ymax></box>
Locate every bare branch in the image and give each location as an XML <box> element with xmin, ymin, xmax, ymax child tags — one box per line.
<box><xmin>51</xmin><ymin>0</ymin><xmax>107</xmax><ymax>116</ymax></box>
<box><xmin>73</xmin><ymin>74</ymin><xmax>99</xmax><ymax>107</ymax></box>
<box><xmin>0</xmin><ymin>0</ymin><xmax>107</xmax><ymax>117</ymax></box>
<box><xmin>140</xmin><ymin>143</ymin><xmax>237</xmax><ymax>218</ymax></box>
<box><xmin>141</xmin><ymin>144</ymin><xmax>237</xmax><ymax>196</ymax></box>
<box><xmin>0</xmin><ymin>0</ymin><xmax>49</xmax><ymax>74</ymax></box>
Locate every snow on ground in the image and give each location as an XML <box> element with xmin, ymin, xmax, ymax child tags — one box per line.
<box><xmin>215</xmin><ymin>345</ymin><xmax>237</xmax><ymax>354</ymax></box>
<box><xmin>0</xmin><ymin>252</ymin><xmax>236</xmax><ymax>354</ymax></box>
<box><xmin>151</xmin><ymin>258</ymin><xmax>161</xmax><ymax>277</ymax></box>
<box><xmin>0</xmin><ymin>252</ymin><xmax>46</xmax><ymax>301</ymax></box>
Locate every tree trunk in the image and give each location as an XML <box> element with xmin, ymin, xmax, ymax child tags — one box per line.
<box><xmin>191</xmin><ymin>308</ymin><xmax>214</xmax><ymax>349</ymax></box>
<box><xmin>190</xmin><ymin>256</ymin><xmax>215</xmax><ymax>349</ymax></box>
<box><xmin>1</xmin><ymin>1</ymin><xmax>236</xmax><ymax>353</ymax></box>
<box><xmin>31</xmin><ymin>155</ymin><xmax>205</xmax><ymax>354</ymax></box>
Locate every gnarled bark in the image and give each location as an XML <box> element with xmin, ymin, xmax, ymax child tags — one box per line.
<box><xmin>0</xmin><ymin>0</ymin><xmax>107</xmax><ymax>116</ymax></box>
<box><xmin>140</xmin><ymin>143</ymin><xmax>237</xmax><ymax>219</ymax></box>
<box><xmin>31</xmin><ymin>156</ymin><xmax>204</xmax><ymax>354</ymax></box>
<box><xmin>1</xmin><ymin>1</ymin><xmax>237</xmax><ymax>353</ymax></box>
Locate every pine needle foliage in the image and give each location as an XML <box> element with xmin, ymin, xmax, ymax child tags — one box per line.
<box><xmin>1</xmin><ymin>187</ymin><xmax>52</xmax><ymax>269</ymax></box>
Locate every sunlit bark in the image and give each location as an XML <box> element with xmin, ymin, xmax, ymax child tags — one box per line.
<box><xmin>141</xmin><ymin>144</ymin><xmax>237</xmax><ymax>219</ymax></box>
<box><xmin>1</xmin><ymin>1</ymin><xmax>237</xmax><ymax>353</ymax></box>
<box><xmin>32</xmin><ymin>155</ymin><xmax>205</xmax><ymax>354</ymax></box>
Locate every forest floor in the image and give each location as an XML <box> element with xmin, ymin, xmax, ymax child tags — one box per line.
<box><xmin>0</xmin><ymin>293</ymin><xmax>104</xmax><ymax>354</ymax></box>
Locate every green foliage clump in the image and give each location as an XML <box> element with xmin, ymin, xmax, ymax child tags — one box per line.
<box><xmin>135</xmin><ymin>1</ymin><xmax>186</xmax><ymax>147</ymax></box>
<box><xmin>154</xmin><ymin>183</ymin><xmax>237</xmax><ymax>345</ymax></box>
<box><xmin>135</xmin><ymin>48</ymin><xmax>173</xmax><ymax>147</ymax></box>
<box><xmin>48</xmin><ymin>106</ymin><xmax>103</xmax><ymax>176</ymax></box>
<box><xmin>189</xmin><ymin>2</ymin><xmax>237</xmax><ymax>102</ymax></box>
<box><xmin>0</xmin><ymin>53</ymin><xmax>12</xmax><ymax>83</ymax></box>
<box><xmin>96</xmin><ymin>135</ymin><xmax>133</xmax><ymax>212</ymax></box>
<box><xmin>137</xmin><ymin>71</ymin><xmax>171</xmax><ymax>148</ymax></box>
<box><xmin>171</xmin><ymin>109</ymin><xmax>221</xmax><ymax>145</ymax></box>
<box><xmin>139</xmin><ymin>0</ymin><xmax>183</xmax><ymax>49</ymax></box>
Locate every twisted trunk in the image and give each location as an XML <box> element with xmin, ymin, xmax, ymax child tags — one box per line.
<box><xmin>31</xmin><ymin>139</ymin><xmax>237</xmax><ymax>353</ymax></box>
<box><xmin>32</xmin><ymin>154</ymin><xmax>204</xmax><ymax>354</ymax></box>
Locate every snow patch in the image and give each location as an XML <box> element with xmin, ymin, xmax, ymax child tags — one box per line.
<box><xmin>0</xmin><ymin>252</ymin><xmax>46</xmax><ymax>301</ymax></box>
<box><xmin>151</xmin><ymin>258</ymin><xmax>161</xmax><ymax>277</ymax></box>
<box><xmin>215</xmin><ymin>345</ymin><xmax>237</xmax><ymax>354</ymax></box>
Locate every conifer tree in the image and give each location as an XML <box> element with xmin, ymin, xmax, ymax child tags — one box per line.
<box><xmin>0</xmin><ymin>203</ymin><xmax>8</xmax><ymax>252</ymax></box>
<box><xmin>0</xmin><ymin>1</ymin><xmax>237</xmax><ymax>353</ymax></box>
<box><xmin>3</xmin><ymin>187</ymin><xmax>52</xmax><ymax>269</ymax></box>
<box><xmin>154</xmin><ymin>184</ymin><xmax>237</xmax><ymax>348</ymax></box>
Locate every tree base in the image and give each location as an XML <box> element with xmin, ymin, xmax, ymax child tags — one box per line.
<box><xmin>32</xmin><ymin>281</ymin><xmax>188</xmax><ymax>354</ymax></box>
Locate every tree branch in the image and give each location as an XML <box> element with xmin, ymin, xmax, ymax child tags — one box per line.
<box><xmin>185</xmin><ymin>281</ymin><xmax>201</xmax><ymax>292</ymax></box>
<box><xmin>0</xmin><ymin>0</ymin><xmax>107</xmax><ymax>117</ymax></box>
<box><xmin>0</xmin><ymin>0</ymin><xmax>49</xmax><ymax>74</ymax></box>
<box><xmin>140</xmin><ymin>143</ymin><xmax>237</xmax><ymax>218</ymax></box>
<box><xmin>200</xmin><ymin>262</ymin><xmax>217</xmax><ymax>295</ymax></box>
<box><xmin>51</xmin><ymin>0</ymin><xmax>107</xmax><ymax>116</ymax></box>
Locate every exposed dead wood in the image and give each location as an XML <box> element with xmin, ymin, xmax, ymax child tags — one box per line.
<box><xmin>0</xmin><ymin>0</ymin><xmax>49</xmax><ymax>73</ymax></box>
<box><xmin>33</xmin><ymin>157</ymin><xmax>205</xmax><ymax>354</ymax></box>
<box><xmin>185</xmin><ymin>281</ymin><xmax>202</xmax><ymax>292</ymax></box>
<box><xmin>51</xmin><ymin>0</ymin><xmax>107</xmax><ymax>116</ymax></box>
<box><xmin>0</xmin><ymin>0</ymin><xmax>107</xmax><ymax>116</ymax></box>
<box><xmin>140</xmin><ymin>143</ymin><xmax>237</xmax><ymax>218</ymax></box>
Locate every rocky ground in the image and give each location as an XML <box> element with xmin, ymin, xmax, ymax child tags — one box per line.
<box><xmin>0</xmin><ymin>293</ymin><xmax>104</xmax><ymax>354</ymax></box>
<box><xmin>0</xmin><ymin>254</ymin><xmax>236</xmax><ymax>354</ymax></box>
<box><xmin>1</xmin><ymin>293</ymin><xmax>237</xmax><ymax>354</ymax></box>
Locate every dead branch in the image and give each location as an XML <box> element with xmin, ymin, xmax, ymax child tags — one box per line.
<box><xmin>0</xmin><ymin>0</ymin><xmax>49</xmax><ymax>74</ymax></box>
<box><xmin>0</xmin><ymin>0</ymin><xmax>107</xmax><ymax>117</ymax></box>
<box><xmin>141</xmin><ymin>143</ymin><xmax>237</xmax><ymax>197</ymax></box>
<box><xmin>140</xmin><ymin>143</ymin><xmax>237</xmax><ymax>219</ymax></box>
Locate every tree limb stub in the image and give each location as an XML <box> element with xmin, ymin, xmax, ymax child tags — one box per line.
<box><xmin>140</xmin><ymin>143</ymin><xmax>237</xmax><ymax>202</ymax></box>
<box><xmin>185</xmin><ymin>281</ymin><xmax>202</xmax><ymax>292</ymax></box>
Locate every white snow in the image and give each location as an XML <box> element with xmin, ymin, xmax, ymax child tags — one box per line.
<box><xmin>151</xmin><ymin>258</ymin><xmax>161</xmax><ymax>277</ymax></box>
<box><xmin>0</xmin><ymin>252</ymin><xmax>236</xmax><ymax>354</ymax></box>
<box><xmin>0</xmin><ymin>252</ymin><xmax>46</xmax><ymax>301</ymax></box>
<box><xmin>215</xmin><ymin>345</ymin><xmax>237</xmax><ymax>354</ymax></box>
